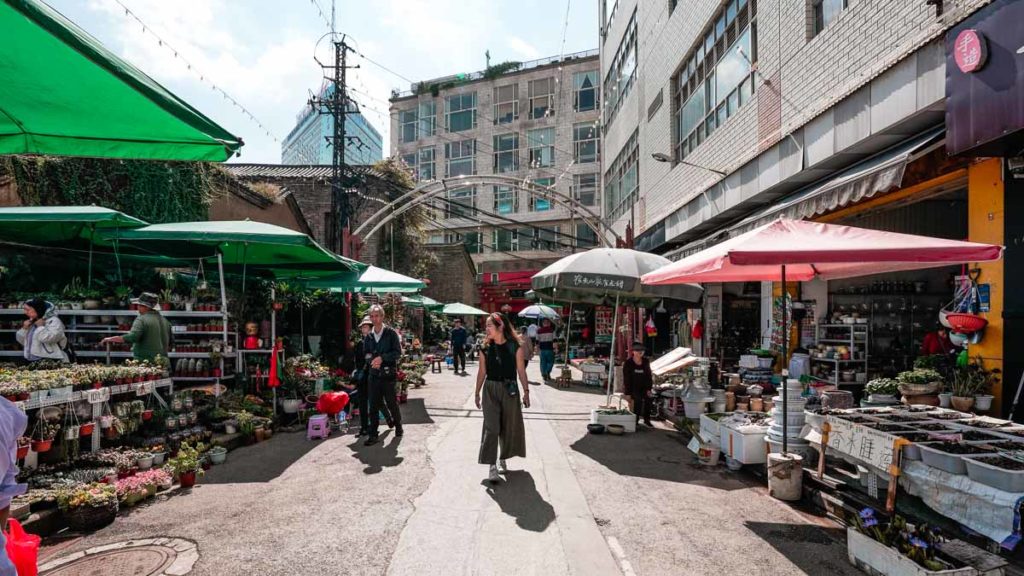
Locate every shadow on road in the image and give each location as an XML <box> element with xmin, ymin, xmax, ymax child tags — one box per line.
<box><xmin>570</xmin><ymin>428</ymin><xmax>752</xmax><ymax>490</ymax></box>
<box><xmin>540</xmin><ymin>382</ymin><xmax>608</xmax><ymax>395</ymax></box>
<box><xmin>744</xmin><ymin>521</ymin><xmax>858</xmax><ymax>575</ymax></box>
<box><xmin>202</xmin><ymin>431</ymin><xmax>320</xmax><ymax>484</ymax></box>
<box><xmin>484</xmin><ymin>470</ymin><xmax>556</xmax><ymax>533</ymax></box>
<box><xmin>399</xmin><ymin>398</ymin><xmax>436</xmax><ymax>426</ymax></box>
<box><xmin>349</xmin><ymin>432</ymin><xmax>404</xmax><ymax>474</ymax></box>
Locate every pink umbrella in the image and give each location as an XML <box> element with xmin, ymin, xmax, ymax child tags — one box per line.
<box><xmin>642</xmin><ymin>218</ymin><xmax>1003</xmax><ymax>452</ymax></box>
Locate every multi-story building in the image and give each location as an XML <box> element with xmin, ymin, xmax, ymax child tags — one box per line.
<box><xmin>601</xmin><ymin>0</ymin><xmax>1023</xmax><ymax>411</ymax></box>
<box><xmin>282</xmin><ymin>83</ymin><xmax>383</xmax><ymax>166</ymax></box>
<box><xmin>389</xmin><ymin>50</ymin><xmax>602</xmax><ymax>313</ymax></box>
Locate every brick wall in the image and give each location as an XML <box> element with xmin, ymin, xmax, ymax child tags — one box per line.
<box><xmin>422</xmin><ymin>243</ymin><xmax>478</xmax><ymax>305</ymax></box>
<box><xmin>603</xmin><ymin>0</ymin><xmax>992</xmax><ymax>237</ymax></box>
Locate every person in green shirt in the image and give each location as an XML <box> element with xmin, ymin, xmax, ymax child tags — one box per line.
<box><xmin>100</xmin><ymin>292</ymin><xmax>172</xmax><ymax>361</ymax></box>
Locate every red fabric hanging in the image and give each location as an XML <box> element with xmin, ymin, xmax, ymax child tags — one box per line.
<box><xmin>691</xmin><ymin>319</ymin><xmax>704</xmax><ymax>340</ymax></box>
<box><xmin>268</xmin><ymin>340</ymin><xmax>282</xmax><ymax>388</ymax></box>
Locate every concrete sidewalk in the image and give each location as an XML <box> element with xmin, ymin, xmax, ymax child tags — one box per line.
<box><xmin>386</xmin><ymin>369</ymin><xmax>620</xmax><ymax>576</ymax></box>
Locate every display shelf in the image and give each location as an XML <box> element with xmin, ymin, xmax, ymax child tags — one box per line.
<box><xmin>170</xmin><ymin>376</ymin><xmax>232</xmax><ymax>382</ymax></box>
<box><xmin>814</xmin><ymin>323</ymin><xmax>869</xmax><ymax>388</ymax></box>
<box><xmin>817</xmin><ymin>339</ymin><xmax>867</xmax><ymax>344</ymax></box>
<box><xmin>811</xmin><ymin>357</ymin><xmax>865</xmax><ymax>363</ymax></box>
<box><xmin>0</xmin><ymin>309</ymin><xmax>223</xmax><ymax>317</ymax></box>
<box><xmin>818</xmin><ymin>324</ymin><xmax>870</xmax><ymax>329</ymax></box>
<box><xmin>18</xmin><ymin>378</ymin><xmax>173</xmax><ymax>411</ymax></box>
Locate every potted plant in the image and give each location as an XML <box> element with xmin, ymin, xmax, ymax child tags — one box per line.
<box><xmin>167</xmin><ymin>441</ymin><xmax>205</xmax><ymax>488</ymax></box>
<box><xmin>58</xmin><ymin>483</ymin><xmax>119</xmax><ymax>532</ymax></box>
<box><xmin>967</xmin><ymin>356</ymin><xmax>1000</xmax><ymax>412</ymax></box>
<box><xmin>31</xmin><ymin>420</ymin><xmax>59</xmax><ymax>453</ymax></box>
<box><xmin>207</xmin><ymin>445</ymin><xmax>227</xmax><ymax>465</ymax></box>
<box><xmin>949</xmin><ymin>365</ymin><xmax>983</xmax><ymax>412</ymax></box>
<box><xmin>848</xmin><ymin>508</ymin><xmax>965</xmax><ymax>574</ymax></box>
<box><xmin>79</xmin><ymin>421</ymin><xmax>96</xmax><ymax>436</ymax></box>
<box><xmin>15</xmin><ymin>436</ymin><xmax>29</xmax><ymax>460</ymax></box>
<box><xmin>865</xmin><ymin>378</ymin><xmax>900</xmax><ymax>404</ymax></box>
<box><xmin>896</xmin><ymin>368</ymin><xmax>943</xmax><ymax>406</ymax></box>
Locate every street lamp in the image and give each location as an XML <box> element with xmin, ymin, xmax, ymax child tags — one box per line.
<box><xmin>651</xmin><ymin>152</ymin><xmax>727</xmax><ymax>176</ymax></box>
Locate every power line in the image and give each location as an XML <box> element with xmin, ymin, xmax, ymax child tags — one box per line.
<box><xmin>109</xmin><ymin>0</ymin><xmax>282</xmax><ymax>146</ymax></box>
<box><xmin>307</xmin><ymin>0</ymin><xmax>332</xmax><ymax>31</ymax></box>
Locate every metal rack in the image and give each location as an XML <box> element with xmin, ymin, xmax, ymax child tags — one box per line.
<box><xmin>812</xmin><ymin>324</ymin><xmax>870</xmax><ymax>388</ymax></box>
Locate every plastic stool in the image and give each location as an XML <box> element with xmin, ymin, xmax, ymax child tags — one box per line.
<box><xmin>430</xmin><ymin>358</ymin><xmax>443</xmax><ymax>373</ymax></box>
<box><xmin>307</xmin><ymin>414</ymin><xmax>330</xmax><ymax>440</ymax></box>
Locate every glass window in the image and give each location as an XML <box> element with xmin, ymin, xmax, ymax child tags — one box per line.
<box><xmin>573</xmin><ymin>173</ymin><xmax>598</xmax><ymax>206</ymax></box>
<box><xmin>576</xmin><ymin>223</ymin><xmax>598</xmax><ymax>248</ymax></box>
<box><xmin>671</xmin><ymin>0</ymin><xmax>756</xmax><ymax>161</ymax></box>
<box><xmin>493</xmin><ymin>185</ymin><xmax>518</xmax><ymax>214</ymax></box>
<box><xmin>399</xmin><ymin>109</ymin><xmax>418</xmax><ymax>143</ymax></box>
<box><xmin>445</xmin><ymin>92</ymin><xmax>477</xmax><ymax>132</ymax></box>
<box><xmin>574</xmin><ymin>71</ymin><xmax>599</xmax><ymax>112</ymax></box>
<box><xmin>445</xmin><ymin>139</ymin><xmax>476</xmax><ymax>177</ymax></box>
<box><xmin>446</xmin><ymin>186</ymin><xmax>476</xmax><ymax>219</ymax></box>
<box><xmin>418</xmin><ymin>101</ymin><xmax>436</xmax><ymax>137</ymax></box>
<box><xmin>463</xmin><ymin>231</ymin><xmax>482</xmax><ymax>254</ymax></box>
<box><xmin>573</xmin><ymin>122</ymin><xmax>600</xmax><ymax>164</ymax></box>
<box><xmin>813</xmin><ymin>0</ymin><xmax>847</xmax><ymax>36</ymax></box>
<box><xmin>527</xmin><ymin>128</ymin><xmax>555</xmax><ymax>168</ymax></box>
<box><xmin>528</xmin><ymin>78</ymin><xmax>555</xmax><ymax>119</ymax></box>
<box><xmin>401</xmin><ymin>153</ymin><xmax>417</xmax><ymax>179</ymax></box>
<box><xmin>531</xmin><ymin>177</ymin><xmax>554</xmax><ymax>211</ymax></box>
<box><xmin>493</xmin><ymin>84</ymin><xmax>519</xmax><ymax>124</ymax></box>
<box><xmin>534</xmin><ymin>227</ymin><xmax>560</xmax><ymax>251</ymax></box>
<box><xmin>494</xmin><ymin>228</ymin><xmax>518</xmax><ymax>252</ymax></box>
<box><xmin>603</xmin><ymin>10</ymin><xmax>638</xmax><ymax>128</ymax></box>
<box><xmin>604</xmin><ymin>130</ymin><xmax>638</xmax><ymax>221</ymax></box>
<box><xmin>418</xmin><ymin>147</ymin><xmax>435</xmax><ymax>181</ymax></box>
<box><xmin>492</xmin><ymin>133</ymin><xmax>520</xmax><ymax>173</ymax></box>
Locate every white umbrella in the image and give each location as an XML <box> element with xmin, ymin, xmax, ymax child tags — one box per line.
<box><xmin>518</xmin><ymin>304</ymin><xmax>560</xmax><ymax>321</ymax></box>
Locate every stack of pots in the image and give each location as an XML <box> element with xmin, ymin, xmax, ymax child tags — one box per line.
<box><xmin>765</xmin><ymin>379</ymin><xmax>813</xmax><ymax>459</ymax></box>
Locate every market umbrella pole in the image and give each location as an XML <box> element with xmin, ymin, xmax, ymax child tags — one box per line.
<box><xmin>781</xmin><ymin>264</ymin><xmax>788</xmax><ymax>454</ymax></box>
<box><xmin>217</xmin><ymin>253</ymin><xmax>227</xmax><ymax>410</ymax></box>
<box><xmin>605</xmin><ymin>294</ymin><xmax>620</xmax><ymax>407</ymax></box>
<box><xmin>562</xmin><ymin>303</ymin><xmax>573</xmax><ymax>368</ymax></box>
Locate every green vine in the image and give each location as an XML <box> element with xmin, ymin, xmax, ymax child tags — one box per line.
<box><xmin>1</xmin><ymin>156</ymin><xmax>232</xmax><ymax>223</ymax></box>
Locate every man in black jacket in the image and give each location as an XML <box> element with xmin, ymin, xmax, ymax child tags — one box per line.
<box><xmin>363</xmin><ymin>304</ymin><xmax>403</xmax><ymax>445</ymax></box>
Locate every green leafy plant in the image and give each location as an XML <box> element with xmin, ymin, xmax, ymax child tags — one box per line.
<box><xmin>896</xmin><ymin>369</ymin><xmax>942</xmax><ymax>386</ymax></box>
<box><xmin>57</xmin><ymin>482</ymin><xmax>118</xmax><ymax>511</ymax></box>
<box><xmin>851</xmin><ymin>508</ymin><xmax>950</xmax><ymax>572</ymax></box>
<box><xmin>865</xmin><ymin>378</ymin><xmax>900</xmax><ymax>396</ymax></box>
<box><xmin>166</xmin><ymin>441</ymin><xmax>206</xmax><ymax>476</ymax></box>
<box><xmin>949</xmin><ymin>356</ymin><xmax>1001</xmax><ymax>397</ymax></box>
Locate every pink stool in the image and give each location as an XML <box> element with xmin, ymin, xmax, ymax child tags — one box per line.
<box><xmin>307</xmin><ymin>414</ymin><xmax>330</xmax><ymax>440</ymax></box>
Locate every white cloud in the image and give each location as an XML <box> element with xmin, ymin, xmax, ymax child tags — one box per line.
<box><xmin>507</xmin><ymin>36</ymin><xmax>541</xmax><ymax>60</ymax></box>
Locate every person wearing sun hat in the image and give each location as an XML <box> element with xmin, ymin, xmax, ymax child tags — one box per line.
<box><xmin>622</xmin><ymin>341</ymin><xmax>653</xmax><ymax>428</ymax></box>
<box><xmin>100</xmin><ymin>292</ymin><xmax>172</xmax><ymax>361</ymax></box>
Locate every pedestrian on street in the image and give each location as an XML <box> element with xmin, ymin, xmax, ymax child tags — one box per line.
<box><xmin>16</xmin><ymin>297</ymin><xmax>69</xmax><ymax>362</ymax></box>
<box><xmin>362</xmin><ymin>304</ymin><xmax>403</xmax><ymax>445</ymax></box>
<box><xmin>0</xmin><ymin>393</ymin><xmax>27</xmax><ymax>576</ymax></box>
<box><xmin>527</xmin><ymin>321</ymin><xmax>538</xmax><ymax>348</ymax></box>
<box><xmin>450</xmin><ymin>318</ymin><xmax>469</xmax><ymax>375</ymax></box>
<box><xmin>474</xmin><ymin>312</ymin><xmax>529</xmax><ymax>483</ymax></box>
<box><xmin>536</xmin><ymin>318</ymin><xmax>556</xmax><ymax>381</ymax></box>
<box><xmin>100</xmin><ymin>292</ymin><xmax>171</xmax><ymax>361</ymax></box>
<box><xmin>353</xmin><ymin>317</ymin><xmax>372</xmax><ymax>437</ymax></box>
<box><xmin>623</xmin><ymin>341</ymin><xmax>653</xmax><ymax>428</ymax></box>
<box><xmin>518</xmin><ymin>326</ymin><xmax>533</xmax><ymax>373</ymax></box>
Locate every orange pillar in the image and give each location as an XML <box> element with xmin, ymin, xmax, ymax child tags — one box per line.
<box><xmin>967</xmin><ymin>158</ymin><xmax>1005</xmax><ymax>413</ymax></box>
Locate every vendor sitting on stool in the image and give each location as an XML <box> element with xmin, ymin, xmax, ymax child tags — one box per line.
<box><xmin>920</xmin><ymin>323</ymin><xmax>957</xmax><ymax>356</ymax></box>
<box><xmin>623</xmin><ymin>341</ymin><xmax>653</xmax><ymax>428</ymax></box>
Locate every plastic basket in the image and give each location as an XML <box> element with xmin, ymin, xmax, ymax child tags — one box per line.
<box><xmin>944</xmin><ymin>313</ymin><xmax>987</xmax><ymax>333</ymax></box>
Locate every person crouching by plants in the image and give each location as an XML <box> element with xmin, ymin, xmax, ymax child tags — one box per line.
<box><xmin>474</xmin><ymin>312</ymin><xmax>530</xmax><ymax>484</ymax></box>
<box><xmin>16</xmin><ymin>298</ymin><xmax>69</xmax><ymax>363</ymax></box>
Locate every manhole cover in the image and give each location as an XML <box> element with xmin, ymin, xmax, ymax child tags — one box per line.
<box><xmin>40</xmin><ymin>538</ymin><xmax>198</xmax><ymax>576</ymax></box>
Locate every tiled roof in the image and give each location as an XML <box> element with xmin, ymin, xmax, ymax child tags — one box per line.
<box><xmin>224</xmin><ymin>164</ymin><xmax>336</xmax><ymax>178</ymax></box>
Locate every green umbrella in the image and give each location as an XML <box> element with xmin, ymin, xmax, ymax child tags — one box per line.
<box><xmin>401</xmin><ymin>294</ymin><xmax>443</xmax><ymax>311</ymax></box>
<box><xmin>107</xmin><ymin>220</ymin><xmax>365</xmax><ymax>280</ymax></box>
<box><xmin>303</xmin><ymin>265</ymin><xmax>425</xmax><ymax>293</ymax></box>
<box><xmin>442</xmin><ymin>302</ymin><xmax>489</xmax><ymax>316</ymax></box>
<box><xmin>0</xmin><ymin>0</ymin><xmax>242</xmax><ymax>161</ymax></box>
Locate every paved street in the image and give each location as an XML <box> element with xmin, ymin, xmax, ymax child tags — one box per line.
<box><xmin>40</xmin><ymin>362</ymin><xmax>858</xmax><ymax>576</ymax></box>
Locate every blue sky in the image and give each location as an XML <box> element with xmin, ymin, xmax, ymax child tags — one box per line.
<box><xmin>45</xmin><ymin>0</ymin><xmax>600</xmax><ymax>164</ymax></box>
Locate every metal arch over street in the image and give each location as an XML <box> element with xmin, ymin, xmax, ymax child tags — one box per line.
<box><xmin>352</xmin><ymin>174</ymin><xmax>620</xmax><ymax>248</ymax></box>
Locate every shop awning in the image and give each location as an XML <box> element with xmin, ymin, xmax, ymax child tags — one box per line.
<box><xmin>303</xmin><ymin>265</ymin><xmax>425</xmax><ymax>293</ymax></box>
<box><xmin>107</xmin><ymin>220</ymin><xmax>365</xmax><ymax>279</ymax></box>
<box><xmin>0</xmin><ymin>0</ymin><xmax>242</xmax><ymax>161</ymax></box>
<box><xmin>715</xmin><ymin>127</ymin><xmax>946</xmax><ymax>239</ymax></box>
<box><xmin>0</xmin><ymin>206</ymin><xmax>147</xmax><ymax>249</ymax></box>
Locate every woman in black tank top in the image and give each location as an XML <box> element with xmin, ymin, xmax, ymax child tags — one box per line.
<box><xmin>473</xmin><ymin>312</ymin><xmax>530</xmax><ymax>483</ymax></box>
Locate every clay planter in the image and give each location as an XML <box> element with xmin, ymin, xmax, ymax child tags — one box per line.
<box><xmin>104</xmin><ymin>427</ymin><xmax>119</xmax><ymax>440</ymax></box>
<box><xmin>179</xmin><ymin>471</ymin><xmax>197</xmax><ymax>488</ymax></box>
<box><xmin>31</xmin><ymin>439</ymin><xmax>52</xmax><ymax>453</ymax></box>
<box><xmin>254</xmin><ymin>428</ymin><xmax>266</xmax><ymax>442</ymax></box>
<box><xmin>950</xmin><ymin>396</ymin><xmax>975</xmax><ymax>412</ymax></box>
<box><xmin>902</xmin><ymin>394</ymin><xmax>939</xmax><ymax>407</ymax></box>
<box><xmin>16</xmin><ymin>444</ymin><xmax>29</xmax><ymax>459</ymax></box>
<box><xmin>79</xmin><ymin>422</ymin><xmax>95</xmax><ymax>436</ymax></box>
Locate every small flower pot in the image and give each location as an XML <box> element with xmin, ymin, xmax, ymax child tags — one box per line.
<box><xmin>136</xmin><ymin>455</ymin><xmax>154</xmax><ymax>470</ymax></box>
<box><xmin>224</xmin><ymin>423</ymin><xmax>237</xmax><ymax>435</ymax></box>
<box><xmin>16</xmin><ymin>444</ymin><xmax>29</xmax><ymax>459</ymax></box>
<box><xmin>938</xmin><ymin>392</ymin><xmax>952</xmax><ymax>408</ymax></box>
<box><xmin>104</xmin><ymin>427</ymin><xmax>119</xmax><ymax>440</ymax></box>
<box><xmin>179</xmin><ymin>471</ymin><xmax>197</xmax><ymax>488</ymax></box>
<box><xmin>100</xmin><ymin>416</ymin><xmax>114</xmax><ymax>429</ymax></box>
<box><xmin>208</xmin><ymin>447</ymin><xmax>227</xmax><ymax>465</ymax></box>
<box><xmin>141</xmin><ymin>410</ymin><xmax>153</xmax><ymax>421</ymax></box>
<box><xmin>65</xmin><ymin>425</ymin><xmax>79</xmax><ymax>440</ymax></box>
<box><xmin>975</xmin><ymin>394</ymin><xmax>994</xmax><ymax>412</ymax></box>
<box><xmin>31</xmin><ymin>439</ymin><xmax>52</xmax><ymax>453</ymax></box>
<box><xmin>16</xmin><ymin>392</ymin><xmax>29</xmax><ymax>401</ymax></box>
<box><xmin>79</xmin><ymin>422</ymin><xmax>95</xmax><ymax>436</ymax></box>
<box><xmin>152</xmin><ymin>452</ymin><xmax>165</xmax><ymax>466</ymax></box>
<box><xmin>950</xmin><ymin>396</ymin><xmax>975</xmax><ymax>412</ymax></box>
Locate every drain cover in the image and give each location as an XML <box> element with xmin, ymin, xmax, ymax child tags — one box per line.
<box><xmin>40</xmin><ymin>538</ymin><xmax>198</xmax><ymax>576</ymax></box>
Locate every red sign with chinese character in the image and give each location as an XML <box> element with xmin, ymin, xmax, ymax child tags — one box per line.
<box><xmin>953</xmin><ymin>29</ymin><xmax>987</xmax><ymax>73</ymax></box>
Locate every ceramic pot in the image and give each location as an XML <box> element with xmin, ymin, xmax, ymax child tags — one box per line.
<box><xmin>937</xmin><ymin>393</ymin><xmax>952</xmax><ymax>408</ymax></box>
<box><xmin>179</xmin><ymin>471</ymin><xmax>197</xmax><ymax>488</ymax></box>
<box><xmin>725</xmin><ymin>392</ymin><xmax>736</xmax><ymax>412</ymax></box>
<box><xmin>974</xmin><ymin>394</ymin><xmax>994</xmax><ymax>412</ymax></box>
<box><xmin>950</xmin><ymin>396</ymin><xmax>975</xmax><ymax>412</ymax></box>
